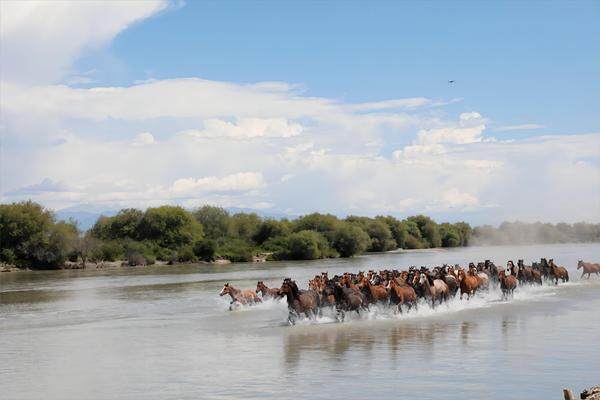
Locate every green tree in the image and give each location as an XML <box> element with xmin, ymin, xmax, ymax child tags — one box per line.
<box><xmin>407</xmin><ymin>215</ymin><xmax>441</xmax><ymax>248</ymax></box>
<box><xmin>193</xmin><ymin>206</ymin><xmax>231</xmax><ymax>241</ymax></box>
<box><xmin>229</xmin><ymin>212</ymin><xmax>262</xmax><ymax>241</ymax></box>
<box><xmin>0</xmin><ymin>201</ymin><xmax>78</xmax><ymax>268</ymax></box>
<box><xmin>252</xmin><ymin>219</ymin><xmax>290</xmax><ymax>245</ymax></box>
<box><xmin>139</xmin><ymin>205</ymin><xmax>203</xmax><ymax>249</ymax></box>
<box><xmin>331</xmin><ymin>222</ymin><xmax>370</xmax><ymax>257</ymax></box>
<box><xmin>286</xmin><ymin>230</ymin><xmax>331</xmax><ymax>260</ymax></box>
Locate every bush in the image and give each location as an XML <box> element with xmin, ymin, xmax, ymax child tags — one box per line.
<box><xmin>216</xmin><ymin>239</ymin><xmax>255</xmax><ymax>262</ymax></box>
<box><xmin>331</xmin><ymin>223</ymin><xmax>370</xmax><ymax>257</ymax></box>
<box><xmin>176</xmin><ymin>245</ymin><xmax>197</xmax><ymax>263</ymax></box>
<box><xmin>276</xmin><ymin>230</ymin><xmax>333</xmax><ymax>260</ymax></box>
<box><xmin>193</xmin><ymin>239</ymin><xmax>216</xmax><ymax>261</ymax></box>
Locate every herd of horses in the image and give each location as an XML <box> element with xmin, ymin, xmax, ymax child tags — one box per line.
<box><xmin>219</xmin><ymin>258</ymin><xmax>600</xmax><ymax>324</ymax></box>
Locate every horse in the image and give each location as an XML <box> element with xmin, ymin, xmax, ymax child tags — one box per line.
<box><xmin>458</xmin><ymin>269</ymin><xmax>479</xmax><ymax>300</ymax></box>
<box><xmin>255</xmin><ymin>281</ymin><xmax>281</xmax><ymax>299</ymax></box>
<box><xmin>577</xmin><ymin>260</ymin><xmax>600</xmax><ymax>279</ymax></box>
<box><xmin>331</xmin><ymin>282</ymin><xmax>365</xmax><ymax>321</ymax></box>
<box><xmin>220</xmin><ymin>283</ymin><xmax>261</xmax><ymax>310</ymax></box>
<box><xmin>499</xmin><ymin>269</ymin><xmax>518</xmax><ymax>299</ymax></box>
<box><xmin>279</xmin><ymin>278</ymin><xmax>319</xmax><ymax>324</ymax></box>
<box><xmin>387</xmin><ymin>277</ymin><xmax>417</xmax><ymax>313</ymax></box>
<box><xmin>549</xmin><ymin>259</ymin><xmax>569</xmax><ymax>284</ymax></box>
<box><xmin>413</xmin><ymin>272</ymin><xmax>447</xmax><ymax>308</ymax></box>
<box><xmin>357</xmin><ymin>276</ymin><xmax>389</xmax><ymax>305</ymax></box>
<box><xmin>516</xmin><ymin>259</ymin><xmax>534</xmax><ymax>284</ymax></box>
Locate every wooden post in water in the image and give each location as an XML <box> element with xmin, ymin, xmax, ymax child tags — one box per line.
<box><xmin>564</xmin><ymin>389</ymin><xmax>575</xmax><ymax>400</ymax></box>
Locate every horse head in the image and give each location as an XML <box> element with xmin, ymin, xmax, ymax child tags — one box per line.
<box><xmin>220</xmin><ymin>283</ymin><xmax>231</xmax><ymax>296</ymax></box>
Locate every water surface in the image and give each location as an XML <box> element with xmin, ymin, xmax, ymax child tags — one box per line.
<box><xmin>1</xmin><ymin>244</ymin><xmax>599</xmax><ymax>399</ymax></box>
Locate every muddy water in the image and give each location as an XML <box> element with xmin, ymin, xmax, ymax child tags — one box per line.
<box><xmin>1</xmin><ymin>244</ymin><xmax>599</xmax><ymax>399</ymax></box>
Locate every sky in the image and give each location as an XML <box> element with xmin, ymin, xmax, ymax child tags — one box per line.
<box><xmin>1</xmin><ymin>0</ymin><xmax>599</xmax><ymax>225</ymax></box>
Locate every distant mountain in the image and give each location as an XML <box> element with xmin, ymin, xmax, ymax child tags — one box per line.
<box><xmin>55</xmin><ymin>205</ymin><xmax>117</xmax><ymax>230</ymax></box>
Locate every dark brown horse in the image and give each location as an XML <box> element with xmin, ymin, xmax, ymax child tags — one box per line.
<box><xmin>332</xmin><ymin>282</ymin><xmax>365</xmax><ymax>320</ymax></box>
<box><xmin>279</xmin><ymin>279</ymin><xmax>319</xmax><ymax>324</ymax></box>
<box><xmin>255</xmin><ymin>281</ymin><xmax>281</xmax><ymax>299</ymax></box>
<box><xmin>577</xmin><ymin>260</ymin><xmax>600</xmax><ymax>279</ymax></box>
<box><xmin>220</xmin><ymin>283</ymin><xmax>261</xmax><ymax>310</ymax></box>
<box><xmin>499</xmin><ymin>269</ymin><xmax>518</xmax><ymax>299</ymax></box>
<box><xmin>549</xmin><ymin>259</ymin><xmax>569</xmax><ymax>284</ymax></box>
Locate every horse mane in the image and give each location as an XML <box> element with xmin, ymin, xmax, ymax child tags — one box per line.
<box><xmin>290</xmin><ymin>280</ymin><xmax>300</xmax><ymax>297</ymax></box>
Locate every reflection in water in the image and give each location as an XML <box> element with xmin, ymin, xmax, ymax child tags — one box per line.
<box><xmin>283</xmin><ymin>321</ymin><xmax>453</xmax><ymax>370</ymax></box>
<box><xmin>1</xmin><ymin>243</ymin><xmax>600</xmax><ymax>400</ymax></box>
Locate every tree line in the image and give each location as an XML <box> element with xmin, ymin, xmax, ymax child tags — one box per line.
<box><xmin>1</xmin><ymin>201</ymin><xmax>598</xmax><ymax>269</ymax></box>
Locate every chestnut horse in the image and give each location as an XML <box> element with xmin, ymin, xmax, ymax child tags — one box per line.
<box><xmin>458</xmin><ymin>269</ymin><xmax>479</xmax><ymax>300</ymax></box>
<box><xmin>549</xmin><ymin>259</ymin><xmax>569</xmax><ymax>284</ymax></box>
<box><xmin>387</xmin><ymin>277</ymin><xmax>417</xmax><ymax>313</ymax></box>
<box><xmin>357</xmin><ymin>276</ymin><xmax>389</xmax><ymax>305</ymax></box>
<box><xmin>577</xmin><ymin>260</ymin><xmax>600</xmax><ymax>279</ymax></box>
<box><xmin>279</xmin><ymin>279</ymin><xmax>319</xmax><ymax>324</ymax></box>
<box><xmin>255</xmin><ymin>281</ymin><xmax>281</xmax><ymax>299</ymax></box>
<box><xmin>220</xmin><ymin>283</ymin><xmax>261</xmax><ymax>310</ymax></box>
<box><xmin>499</xmin><ymin>269</ymin><xmax>518</xmax><ymax>299</ymax></box>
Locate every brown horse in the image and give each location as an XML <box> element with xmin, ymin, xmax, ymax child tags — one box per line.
<box><xmin>387</xmin><ymin>277</ymin><xmax>417</xmax><ymax>313</ymax></box>
<box><xmin>549</xmin><ymin>259</ymin><xmax>569</xmax><ymax>284</ymax></box>
<box><xmin>577</xmin><ymin>260</ymin><xmax>600</xmax><ymax>279</ymax></box>
<box><xmin>499</xmin><ymin>269</ymin><xmax>518</xmax><ymax>299</ymax></box>
<box><xmin>255</xmin><ymin>281</ymin><xmax>281</xmax><ymax>299</ymax></box>
<box><xmin>279</xmin><ymin>279</ymin><xmax>319</xmax><ymax>324</ymax></box>
<box><xmin>357</xmin><ymin>276</ymin><xmax>389</xmax><ymax>305</ymax></box>
<box><xmin>458</xmin><ymin>269</ymin><xmax>479</xmax><ymax>300</ymax></box>
<box><xmin>220</xmin><ymin>283</ymin><xmax>261</xmax><ymax>310</ymax></box>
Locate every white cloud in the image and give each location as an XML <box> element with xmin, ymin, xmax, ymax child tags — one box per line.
<box><xmin>494</xmin><ymin>124</ymin><xmax>546</xmax><ymax>132</ymax></box>
<box><xmin>171</xmin><ymin>172</ymin><xmax>266</xmax><ymax>194</ymax></box>
<box><xmin>1</xmin><ymin>2</ymin><xmax>598</xmax><ymax>224</ymax></box>
<box><xmin>415</xmin><ymin>112</ymin><xmax>486</xmax><ymax>146</ymax></box>
<box><xmin>132</xmin><ymin>132</ymin><xmax>155</xmax><ymax>146</ymax></box>
<box><xmin>183</xmin><ymin>118</ymin><xmax>303</xmax><ymax>140</ymax></box>
<box><xmin>0</xmin><ymin>1</ymin><xmax>169</xmax><ymax>84</ymax></box>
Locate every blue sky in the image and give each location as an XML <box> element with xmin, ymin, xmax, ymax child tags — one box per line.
<box><xmin>1</xmin><ymin>0</ymin><xmax>599</xmax><ymax>224</ymax></box>
<box><xmin>79</xmin><ymin>1</ymin><xmax>600</xmax><ymax>136</ymax></box>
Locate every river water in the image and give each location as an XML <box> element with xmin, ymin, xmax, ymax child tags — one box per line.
<box><xmin>1</xmin><ymin>243</ymin><xmax>599</xmax><ymax>400</ymax></box>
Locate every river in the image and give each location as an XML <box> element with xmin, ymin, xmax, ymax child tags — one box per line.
<box><xmin>1</xmin><ymin>243</ymin><xmax>599</xmax><ymax>399</ymax></box>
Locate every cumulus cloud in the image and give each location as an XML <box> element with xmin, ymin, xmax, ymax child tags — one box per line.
<box><xmin>171</xmin><ymin>172</ymin><xmax>266</xmax><ymax>194</ymax></box>
<box><xmin>1</xmin><ymin>1</ymin><xmax>598</xmax><ymax>224</ymax></box>
<box><xmin>0</xmin><ymin>0</ymin><xmax>169</xmax><ymax>84</ymax></box>
<box><xmin>132</xmin><ymin>132</ymin><xmax>155</xmax><ymax>146</ymax></box>
<box><xmin>183</xmin><ymin>118</ymin><xmax>303</xmax><ymax>140</ymax></box>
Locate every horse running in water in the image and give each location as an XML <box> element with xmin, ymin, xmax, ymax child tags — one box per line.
<box><xmin>413</xmin><ymin>272</ymin><xmax>448</xmax><ymax>308</ymax></box>
<box><xmin>517</xmin><ymin>259</ymin><xmax>542</xmax><ymax>285</ymax></box>
<box><xmin>387</xmin><ymin>277</ymin><xmax>417</xmax><ymax>313</ymax></box>
<box><xmin>332</xmin><ymin>282</ymin><xmax>366</xmax><ymax>321</ymax></box>
<box><xmin>279</xmin><ymin>278</ymin><xmax>319</xmax><ymax>324</ymax></box>
<box><xmin>220</xmin><ymin>283</ymin><xmax>261</xmax><ymax>310</ymax></box>
<box><xmin>255</xmin><ymin>281</ymin><xmax>281</xmax><ymax>299</ymax></box>
<box><xmin>458</xmin><ymin>269</ymin><xmax>480</xmax><ymax>300</ymax></box>
<box><xmin>357</xmin><ymin>276</ymin><xmax>389</xmax><ymax>306</ymax></box>
<box><xmin>577</xmin><ymin>260</ymin><xmax>600</xmax><ymax>279</ymax></box>
<box><xmin>549</xmin><ymin>259</ymin><xmax>569</xmax><ymax>284</ymax></box>
<box><xmin>499</xmin><ymin>269</ymin><xmax>518</xmax><ymax>299</ymax></box>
